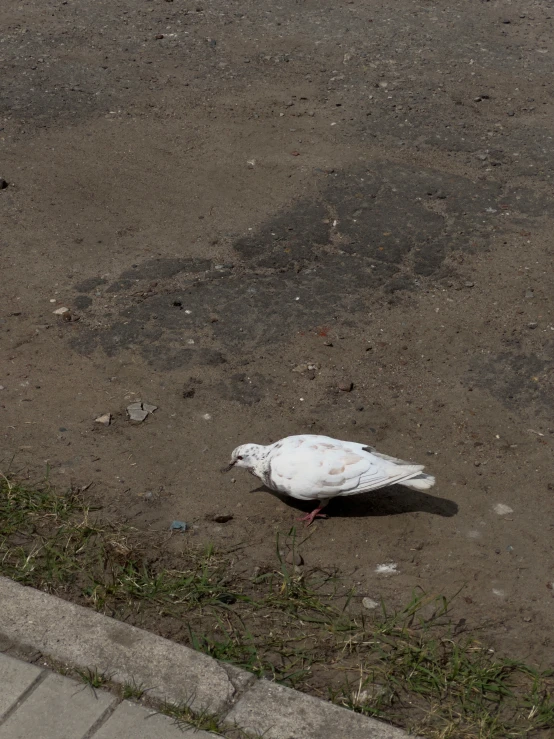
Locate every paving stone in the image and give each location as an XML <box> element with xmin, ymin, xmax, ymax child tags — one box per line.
<box><xmin>0</xmin><ymin>672</ymin><xmax>115</xmax><ymax>739</ymax></box>
<box><xmin>93</xmin><ymin>700</ymin><xmax>216</xmax><ymax>738</ymax></box>
<box><xmin>225</xmin><ymin>679</ymin><xmax>410</xmax><ymax>739</ymax></box>
<box><xmin>0</xmin><ymin>653</ymin><xmax>43</xmax><ymax>718</ymax></box>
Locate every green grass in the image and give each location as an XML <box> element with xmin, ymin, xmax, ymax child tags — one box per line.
<box><xmin>77</xmin><ymin>666</ymin><xmax>112</xmax><ymax>690</ymax></box>
<box><xmin>1</xmin><ymin>475</ymin><xmax>552</xmax><ymax>739</ymax></box>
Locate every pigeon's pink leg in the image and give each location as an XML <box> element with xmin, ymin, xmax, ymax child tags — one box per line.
<box><xmin>297</xmin><ymin>500</ymin><xmax>329</xmax><ymax>526</ymax></box>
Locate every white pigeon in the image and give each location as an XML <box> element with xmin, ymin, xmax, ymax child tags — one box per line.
<box><xmin>225</xmin><ymin>434</ymin><xmax>436</xmax><ymax>525</ymax></box>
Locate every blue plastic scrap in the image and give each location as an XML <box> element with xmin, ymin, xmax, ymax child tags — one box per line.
<box><xmin>170</xmin><ymin>520</ymin><xmax>187</xmax><ymax>532</ymax></box>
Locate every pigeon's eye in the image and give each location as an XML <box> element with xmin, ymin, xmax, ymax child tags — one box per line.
<box><xmin>237</xmin><ymin>455</ymin><xmax>244</xmax><ymax>461</ymax></box>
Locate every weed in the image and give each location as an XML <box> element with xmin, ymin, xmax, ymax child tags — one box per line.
<box><xmin>122</xmin><ymin>679</ymin><xmax>147</xmax><ymax>700</ymax></box>
<box><xmin>77</xmin><ymin>667</ymin><xmax>111</xmax><ymax>690</ymax></box>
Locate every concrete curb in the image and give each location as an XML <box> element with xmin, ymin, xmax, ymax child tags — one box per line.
<box><xmin>0</xmin><ymin>577</ymin><xmax>413</xmax><ymax>739</ymax></box>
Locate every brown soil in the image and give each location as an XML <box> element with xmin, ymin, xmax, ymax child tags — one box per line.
<box><xmin>1</xmin><ymin>0</ymin><xmax>553</xmax><ymax>669</ymax></box>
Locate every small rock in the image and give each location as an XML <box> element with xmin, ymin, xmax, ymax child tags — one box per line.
<box><xmin>128</xmin><ymin>407</ymin><xmax>149</xmax><ymax>422</ymax></box>
<box><xmin>528</xmin><ymin>322</ymin><xmax>538</xmax><ymax>329</ymax></box>
<box><xmin>126</xmin><ymin>401</ymin><xmax>156</xmax><ymax>422</ymax></box>
<box><xmin>53</xmin><ymin>307</ymin><xmax>70</xmax><ymax>315</ymax></box>
<box><xmin>213</xmin><ymin>514</ymin><xmax>233</xmax><ymax>523</ymax></box>
<box><xmin>155</xmin><ymin>33</ymin><xmax>164</xmax><ymax>39</ymax></box>
<box><xmin>525</xmin><ymin>289</ymin><xmax>534</xmax><ymax>299</ymax></box>
<box><xmin>362</xmin><ymin>597</ymin><xmax>379</xmax><ymax>610</ymax></box>
<box><xmin>292</xmin><ymin>364</ymin><xmax>309</xmax><ymax>373</ymax></box>
<box><xmin>285</xmin><ymin>551</ymin><xmax>304</xmax><ymax>566</ymax></box>
<box><xmin>169</xmin><ymin>520</ymin><xmax>187</xmax><ymax>532</ymax></box>
<box><xmin>0</xmin><ymin>178</ymin><xmax>8</xmax><ymax>189</ymax></box>
<box><xmin>464</xmin><ymin>281</ymin><xmax>475</xmax><ymax>288</ymax></box>
<box><xmin>94</xmin><ymin>413</ymin><xmax>111</xmax><ymax>426</ymax></box>
<box><xmin>338</xmin><ymin>382</ymin><xmax>354</xmax><ymax>392</ymax></box>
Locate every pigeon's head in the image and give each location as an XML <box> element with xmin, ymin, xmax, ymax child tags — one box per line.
<box><xmin>224</xmin><ymin>443</ymin><xmax>264</xmax><ymax>472</ymax></box>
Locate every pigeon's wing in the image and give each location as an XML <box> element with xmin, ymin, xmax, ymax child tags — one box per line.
<box><xmin>268</xmin><ymin>437</ymin><xmax>423</xmax><ymax>500</ymax></box>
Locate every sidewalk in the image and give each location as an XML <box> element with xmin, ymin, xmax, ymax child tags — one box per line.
<box><xmin>0</xmin><ymin>653</ymin><xmax>213</xmax><ymax>739</ymax></box>
<box><xmin>0</xmin><ymin>577</ymin><xmax>411</xmax><ymax>739</ymax></box>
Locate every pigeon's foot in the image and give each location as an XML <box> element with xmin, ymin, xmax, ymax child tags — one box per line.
<box><xmin>297</xmin><ymin>506</ymin><xmax>328</xmax><ymax>526</ymax></box>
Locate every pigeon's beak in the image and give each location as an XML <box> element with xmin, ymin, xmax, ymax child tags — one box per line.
<box><xmin>221</xmin><ymin>460</ymin><xmax>236</xmax><ymax>473</ymax></box>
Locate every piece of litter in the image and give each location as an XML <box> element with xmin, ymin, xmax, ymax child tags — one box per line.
<box><xmin>53</xmin><ymin>307</ymin><xmax>70</xmax><ymax>315</ymax></box>
<box><xmin>127</xmin><ymin>401</ymin><xmax>157</xmax><ymax>422</ymax></box>
<box><xmin>375</xmin><ymin>563</ymin><xmax>398</xmax><ymax>575</ymax></box>
<box><xmin>169</xmin><ymin>520</ymin><xmax>187</xmax><ymax>532</ymax></box>
<box><xmin>94</xmin><ymin>413</ymin><xmax>111</xmax><ymax>426</ymax></box>
<box><xmin>362</xmin><ymin>597</ymin><xmax>379</xmax><ymax>610</ymax></box>
<box><xmin>494</xmin><ymin>503</ymin><xmax>514</xmax><ymax>516</ymax></box>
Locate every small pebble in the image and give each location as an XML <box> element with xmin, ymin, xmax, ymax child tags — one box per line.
<box><xmin>285</xmin><ymin>551</ymin><xmax>304</xmax><ymax>566</ymax></box>
<box><xmin>94</xmin><ymin>413</ymin><xmax>111</xmax><ymax>426</ymax></box>
<box><xmin>525</xmin><ymin>289</ymin><xmax>534</xmax><ymax>299</ymax></box>
<box><xmin>0</xmin><ymin>178</ymin><xmax>8</xmax><ymax>189</ymax></box>
<box><xmin>169</xmin><ymin>520</ymin><xmax>187</xmax><ymax>532</ymax></box>
<box><xmin>362</xmin><ymin>597</ymin><xmax>379</xmax><ymax>610</ymax></box>
<box><xmin>464</xmin><ymin>281</ymin><xmax>475</xmax><ymax>288</ymax></box>
<box><xmin>338</xmin><ymin>382</ymin><xmax>354</xmax><ymax>392</ymax></box>
<box><xmin>528</xmin><ymin>322</ymin><xmax>538</xmax><ymax>329</ymax></box>
<box><xmin>213</xmin><ymin>514</ymin><xmax>233</xmax><ymax>523</ymax></box>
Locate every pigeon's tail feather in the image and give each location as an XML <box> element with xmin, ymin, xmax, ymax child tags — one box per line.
<box><xmin>400</xmin><ymin>473</ymin><xmax>436</xmax><ymax>491</ymax></box>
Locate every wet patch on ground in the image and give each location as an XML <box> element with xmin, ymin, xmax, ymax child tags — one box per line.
<box><xmin>470</xmin><ymin>347</ymin><xmax>554</xmax><ymax>414</ymax></box>
<box><xmin>70</xmin><ymin>163</ymin><xmax>549</xmax><ymax>371</ymax></box>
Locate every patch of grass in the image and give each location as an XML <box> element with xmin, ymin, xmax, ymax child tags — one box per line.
<box><xmin>77</xmin><ymin>666</ymin><xmax>112</xmax><ymax>690</ymax></box>
<box><xmin>1</xmin><ymin>475</ymin><xmax>553</xmax><ymax>739</ymax></box>
<box><xmin>121</xmin><ymin>679</ymin><xmax>147</xmax><ymax>701</ymax></box>
<box><xmin>160</xmin><ymin>701</ymin><xmax>224</xmax><ymax>734</ymax></box>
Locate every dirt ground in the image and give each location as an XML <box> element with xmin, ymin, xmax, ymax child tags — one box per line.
<box><xmin>1</xmin><ymin>0</ymin><xmax>553</xmax><ymax>666</ymax></box>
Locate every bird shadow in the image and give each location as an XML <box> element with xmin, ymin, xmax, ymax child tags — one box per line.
<box><xmin>251</xmin><ymin>485</ymin><xmax>458</xmax><ymax>518</ymax></box>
